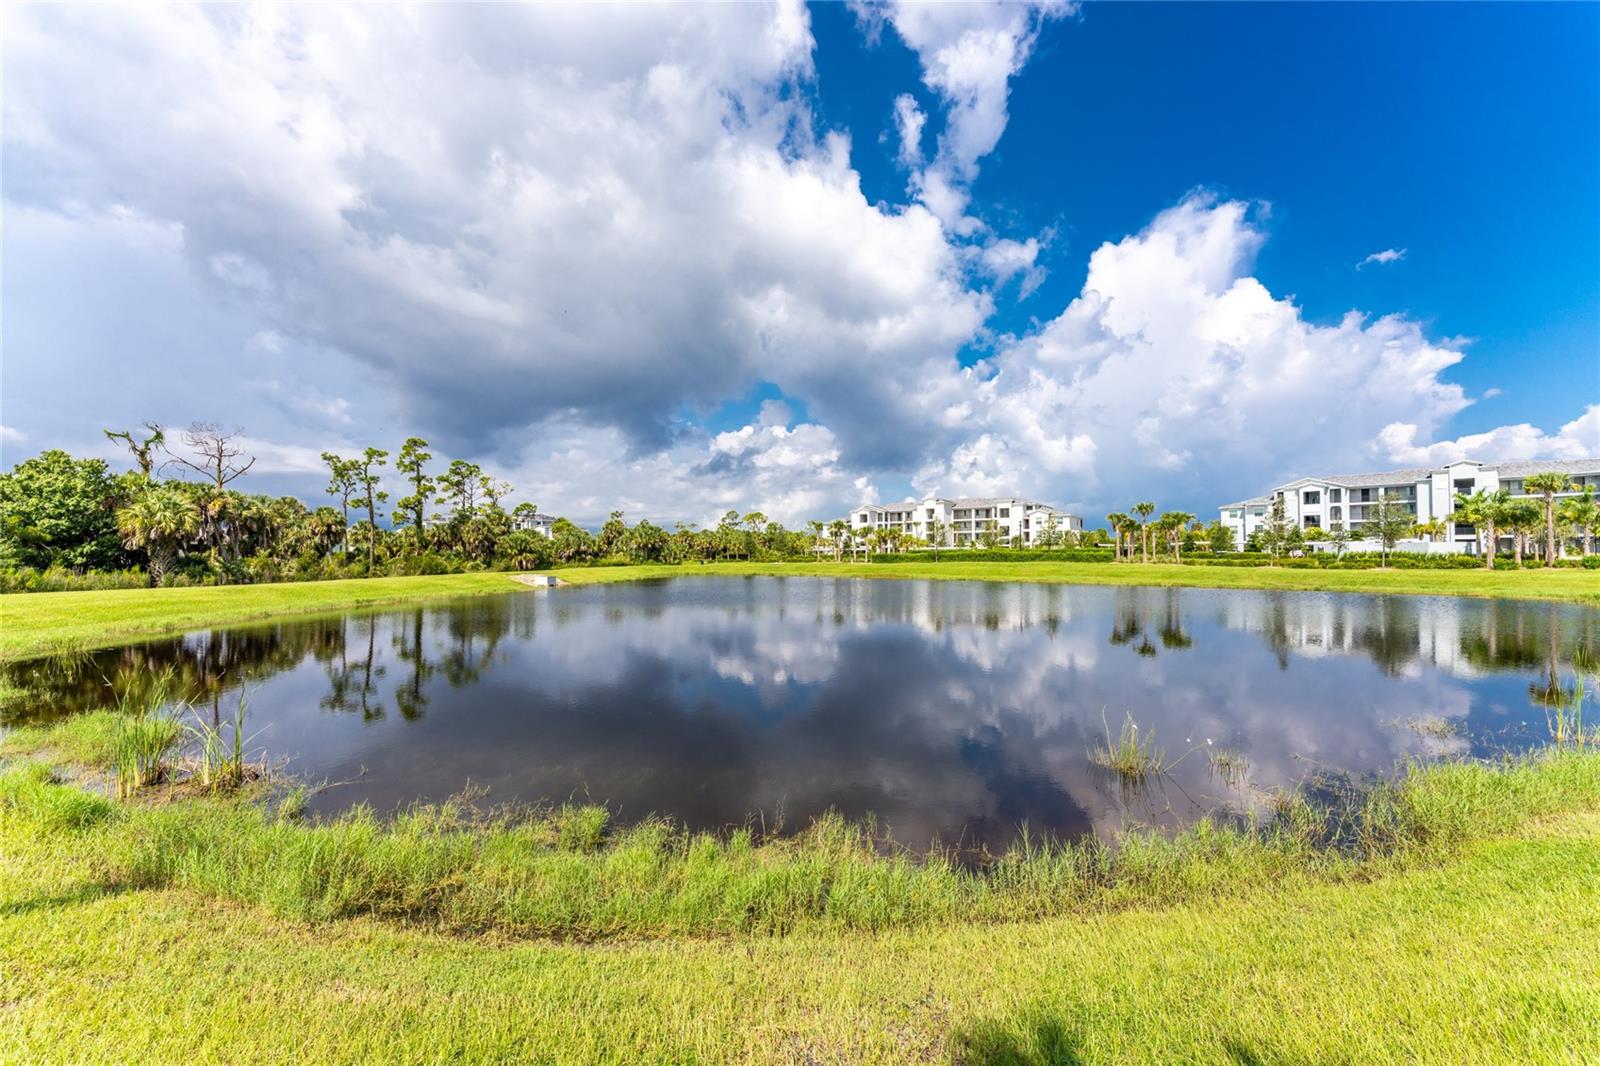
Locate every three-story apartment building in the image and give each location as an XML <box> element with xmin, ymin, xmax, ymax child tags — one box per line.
<box><xmin>1219</xmin><ymin>457</ymin><xmax>1600</xmax><ymax>552</ymax></box>
<box><xmin>847</xmin><ymin>496</ymin><xmax>1083</xmax><ymax>548</ymax></box>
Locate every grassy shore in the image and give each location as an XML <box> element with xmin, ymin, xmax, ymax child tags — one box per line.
<box><xmin>0</xmin><ymin>572</ymin><xmax>526</xmax><ymax>662</ymax></box>
<box><xmin>3</xmin><ymin>751</ymin><xmax>1598</xmax><ymax>1062</ymax></box>
<box><xmin>2</xmin><ymin>560</ymin><xmax>1593</xmax><ymax>663</ymax></box>
<box><xmin>1</xmin><ymin>746</ymin><xmax>1597</xmax><ymax>937</ymax></box>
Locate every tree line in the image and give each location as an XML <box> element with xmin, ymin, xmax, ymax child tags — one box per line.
<box><xmin>0</xmin><ymin>423</ymin><xmax>823</xmax><ymax>589</ymax></box>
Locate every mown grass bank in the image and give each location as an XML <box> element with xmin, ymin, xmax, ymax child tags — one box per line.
<box><xmin>0</xmin><ymin>572</ymin><xmax>527</xmax><ymax>662</ymax></box>
<box><xmin>3</xmin><ymin>561</ymin><xmax>1594</xmax><ymax>665</ymax></box>
<box><xmin>2</xmin><ymin>761</ymin><xmax>1597</xmax><ymax>1062</ymax></box>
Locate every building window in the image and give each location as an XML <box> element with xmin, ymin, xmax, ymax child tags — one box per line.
<box><xmin>999</xmin><ymin>508</ymin><xmax>1010</xmax><ymax>518</ymax></box>
<box><xmin>1303</xmin><ymin>491</ymin><xmax>1321</xmax><ymax>505</ymax></box>
<box><xmin>1329</xmin><ymin>489</ymin><xmax>1341</xmax><ymax>502</ymax></box>
<box><xmin>1330</xmin><ymin>506</ymin><xmax>1342</xmax><ymax>520</ymax></box>
<box><xmin>1304</xmin><ymin>515</ymin><xmax>1320</xmax><ymax>528</ymax></box>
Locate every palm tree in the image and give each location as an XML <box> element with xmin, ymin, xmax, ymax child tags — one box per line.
<box><xmin>1105</xmin><ymin>512</ymin><xmax>1129</xmax><ymax>562</ymax></box>
<box><xmin>1522</xmin><ymin>472</ymin><xmax>1574</xmax><ymax>566</ymax></box>
<box><xmin>865</xmin><ymin>527</ymin><xmax>887</xmax><ymax>559</ymax></box>
<box><xmin>1503</xmin><ymin>500</ymin><xmax>1542</xmax><ymax>566</ymax></box>
<box><xmin>117</xmin><ymin>486</ymin><xmax>200</xmax><ymax>587</ymax></box>
<box><xmin>1132</xmin><ymin>501</ymin><xmax>1156</xmax><ymax>562</ymax></box>
<box><xmin>1411</xmin><ymin>518</ymin><xmax>1446</xmax><ymax>543</ymax></box>
<box><xmin>826</xmin><ymin>519</ymin><xmax>850</xmax><ymax>562</ymax></box>
<box><xmin>1558</xmin><ymin>485</ymin><xmax>1598</xmax><ymax>557</ymax></box>
<box><xmin>1161</xmin><ymin>511</ymin><xmax>1196</xmax><ymax>562</ymax></box>
<box><xmin>1451</xmin><ymin>488</ymin><xmax>1510</xmax><ymax>569</ymax></box>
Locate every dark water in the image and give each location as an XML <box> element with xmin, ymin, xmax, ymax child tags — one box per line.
<box><xmin>4</xmin><ymin>577</ymin><xmax>1596</xmax><ymax>852</ymax></box>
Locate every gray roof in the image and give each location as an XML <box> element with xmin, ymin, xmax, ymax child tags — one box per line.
<box><xmin>1220</xmin><ymin>496</ymin><xmax>1272</xmax><ymax>509</ymax></box>
<box><xmin>859</xmin><ymin>496</ymin><xmax>1060</xmax><ymax>510</ymax></box>
<box><xmin>854</xmin><ymin>495</ymin><xmax>1078</xmax><ymax>516</ymax></box>
<box><xmin>1245</xmin><ymin>455</ymin><xmax>1600</xmax><ymax>499</ymax></box>
<box><xmin>938</xmin><ymin>496</ymin><xmax>1040</xmax><ymax>507</ymax></box>
<box><xmin>1317</xmin><ymin>467</ymin><xmax>1436</xmax><ymax>489</ymax></box>
<box><xmin>1493</xmin><ymin>458</ymin><xmax>1600</xmax><ymax>478</ymax></box>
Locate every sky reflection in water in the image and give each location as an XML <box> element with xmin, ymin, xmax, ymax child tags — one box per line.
<box><xmin>6</xmin><ymin>578</ymin><xmax>1596</xmax><ymax>853</ymax></box>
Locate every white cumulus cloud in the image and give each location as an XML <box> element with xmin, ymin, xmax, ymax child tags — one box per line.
<box><xmin>1357</xmin><ymin>247</ymin><xmax>1407</xmax><ymax>269</ymax></box>
<box><xmin>4</xmin><ymin>2</ymin><xmax>1592</xmax><ymax>527</ymax></box>
<box><xmin>1377</xmin><ymin>404</ymin><xmax>1600</xmax><ymax>466</ymax></box>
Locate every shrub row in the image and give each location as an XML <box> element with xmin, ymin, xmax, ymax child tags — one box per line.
<box><xmin>0</xmin><ymin>566</ymin><xmax>151</xmax><ymax>593</ymax></box>
<box><xmin>1184</xmin><ymin>553</ymin><xmax>1487</xmax><ymax>570</ymax></box>
<box><xmin>866</xmin><ymin>549</ymin><xmax>1116</xmax><ymax>564</ymax></box>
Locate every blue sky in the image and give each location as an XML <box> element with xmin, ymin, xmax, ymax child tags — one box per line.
<box><xmin>4</xmin><ymin>2</ymin><xmax>1597</xmax><ymax>525</ymax></box>
<box><xmin>811</xmin><ymin>1</ymin><xmax>1600</xmax><ymax>424</ymax></box>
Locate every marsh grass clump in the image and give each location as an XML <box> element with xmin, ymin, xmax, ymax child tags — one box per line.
<box><xmin>1402</xmin><ymin>715</ymin><xmax>1458</xmax><ymax>739</ymax></box>
<box><xmin>554</xmin><ymin>803</ymin><xmax>609</xmax><ymax>852</ymax></box>
<box><xmin>1090</xmin><ymin>712</ymin><xmax>1165</xmax><ymax>781</ymax></box>
<box><xmin>1541</xmin><ymin>671</ymin><xmax>1597</xmax><ymax>750</ymax></box>
<box><xmin>1207</xmin><ymin>748</ymin><xmax>1250</xmax><ymax>787</ymax></box>
<box><xmin>105</xmin><ymin>667</ymin><xmax>186</xmax><ymax>799</ymax></box>
<box><xmin>111</xmin><ymin>715</ymin><xmax>183</xmax><ymax>799</ymax></box>
<box><xmin>186</xmin><ymin>691</ymin><xmax>262</xmax><ymax>793</ymax></box>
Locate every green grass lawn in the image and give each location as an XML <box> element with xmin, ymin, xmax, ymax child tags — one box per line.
<box><xmin>3</xmin><ymin>795</ymin><xmax>1596</xmax><ymax>1063</ymax></box>
<box><xmin>0</xmin><ymin>572</ymin><xmax>527</xmax><ymax>662</ymax></box>
<box><xmin>1</xmin><ymin>561</ymin><xmax>1593</xmax><ymax>663</ymax></box>
<box><xmin>550</xmin><ymin>559</ymin><xmax>1600</xmax><ymax>606</ymax></box>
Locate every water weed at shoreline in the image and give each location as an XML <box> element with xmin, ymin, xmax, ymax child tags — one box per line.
<box><xmin>4</xmin><ymin>747</ymin><xmax>1597</xmax><ymax>941</ymax></box>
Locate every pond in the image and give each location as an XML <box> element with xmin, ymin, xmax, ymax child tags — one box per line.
<box><xmin>4</xmin><ymin>577</ymin><xmax>1596</xmax><ymax>853</ymax></box>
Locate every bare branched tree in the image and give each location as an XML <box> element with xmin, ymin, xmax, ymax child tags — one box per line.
<box><xmin>163</xmin><ymin>422</ymin><xmax>256</xmax><ymax>490</ymax></box>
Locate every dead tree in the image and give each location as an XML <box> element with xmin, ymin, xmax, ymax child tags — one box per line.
<box><xmin>163</xmin><ymin>422</ymin><xmax>256</xmax><ymax>490</ymax></box>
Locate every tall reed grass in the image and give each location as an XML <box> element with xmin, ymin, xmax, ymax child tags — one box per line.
<box><xmin>187</xmin><ymin>691</ymin><xmax>255</xmax><ymax>791</ymax></box>
<box><xmin>108</xmin><ymin>668</ymin><xmax>183</xmax><ymax>799</ymax></box>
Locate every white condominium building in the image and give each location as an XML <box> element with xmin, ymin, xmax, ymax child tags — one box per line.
<box><xmin>847</xmin><ymin>496</ymin><xmax>1083</xmax><ymax>547</ymax></box>
<box><xmin>1219</xmin><ymin>457</ymin><xmax>1600</xmax><ymax>552</ymax></box>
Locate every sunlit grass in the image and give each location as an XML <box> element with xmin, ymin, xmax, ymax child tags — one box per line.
<box><xmin>4</xmin><ymin>748</ymin><xmax>1598</xmax><ymax>1061</ymax></box>
<box><xmin>3</xmin><ymin>563</ymin><xmax>1595</xmax><ymax>664</ymax></box>
<box><xmin>3</xmin><ymin>749</ymin><xmax>1597</xmax><ymax>940</ymax></box>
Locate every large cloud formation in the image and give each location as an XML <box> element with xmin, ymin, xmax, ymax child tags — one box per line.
<box><xmin>3</xmin><ymin>2</ymin><xmax>1592</xmax><ymax>526</ymax></box>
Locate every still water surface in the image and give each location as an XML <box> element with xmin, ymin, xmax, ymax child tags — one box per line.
<box><xmin>5</xmin><ymin>577</ymin><xmax>1595</xmax><ymax>852</ymax></box>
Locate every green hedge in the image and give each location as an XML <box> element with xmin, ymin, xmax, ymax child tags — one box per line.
<box><xmin>866</xmin><ymin>549</ymin><xmax>1116</xmax><ymax>564</ymax></box>
<box><xmin>1184</xmin><ymin>552</ymin><xmax>1488</xmax><ymax>570</ymax></box>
